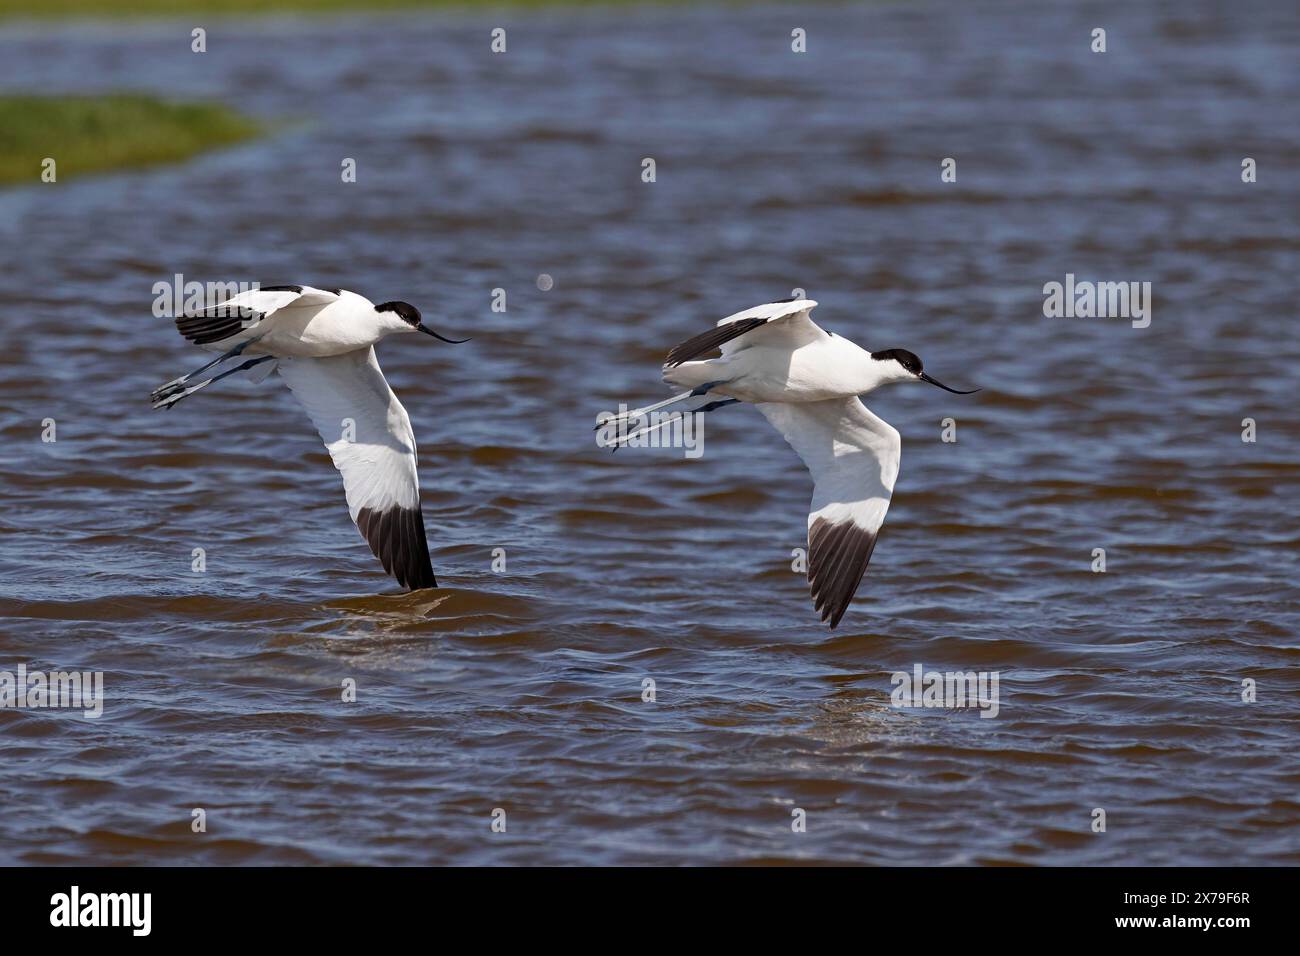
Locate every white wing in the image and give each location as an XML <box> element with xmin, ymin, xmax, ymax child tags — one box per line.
<box><xmin>664</xmin><ymin>298</ymin><xmax>825</xmax><ymax>367</ymax></box>
<box><xmin>755</xmin><ymin>397</ymin><xmax>900</xmax><ymax>628</ymax></box>
<box><xmin>276</xmin><ymin>347</ymin><xmax>436</xmax><ymax>590</ymax></box>
<box><xmin>175</xmin><ymin>285</ymin><xmax>342</xmax><ymax>347</ymax></box>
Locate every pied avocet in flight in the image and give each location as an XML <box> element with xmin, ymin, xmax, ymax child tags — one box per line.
<box><xmin>150</xmin><ymin>285</ymin><xmax>467</xmax><ymax>591</ymax></box>
<box><xmin>606</xmin><ymin>297</ymin><xmax>977</xmax><ymax>628</ymax></box>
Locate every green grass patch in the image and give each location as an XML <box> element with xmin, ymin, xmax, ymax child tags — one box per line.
<box><xmin>0</xmin><ymin>94</ymin><xmax>261</xmax><ymax>186</ymax></box>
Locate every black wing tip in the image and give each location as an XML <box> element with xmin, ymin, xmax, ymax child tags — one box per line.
<box><xmin>664</xmin><ymin>316</ymin><xmax>768</xmax><ymax>368</ymax></box>
<box><xmin>174</xmin><ymin>313</ymin><xmax>254</xmax><ymax>344</ymax></box>
<box><xmin>356</xmin><ymin>504</ymin><xmax>437</xmax><ymax>592</ymax></box>
<box><xmin>176</xmin><ymin>284</ymin><xmax>320</xmax><ymax>343</ymax></box>
<box><xmin>808</xmin><ymin>516</ymin><xmax>879</xmax><ymax>629</ymax></box>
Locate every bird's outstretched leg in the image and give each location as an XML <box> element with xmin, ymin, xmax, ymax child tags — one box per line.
<box><xmin>595</xmin><ymin>380</ymin><xmax>728</xmax><ymax>432</ymax></box>
<box><xmin>608</xmin><ymin>398</ymin><xmax>740</xmax><ymax>450</ymax></box>
<box><xmin>152</xmin><ymin>356</ymin><xmax>274</xmax><ymax>409</ymax></box>
<box><xmin>150</xmin><ymin>339</ymin><xmax>251</xmax><ymax>403</ymax></box>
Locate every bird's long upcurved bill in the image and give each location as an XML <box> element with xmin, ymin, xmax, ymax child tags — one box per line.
<box><xmin>416</xmin><ymin>324</ymin><xmax>471</xmax><ymax>344</ymax></box>
<box><xmin>919</xmin><ymin>371</ymin><xmax>979</xmax><ymax>394</ymax></box>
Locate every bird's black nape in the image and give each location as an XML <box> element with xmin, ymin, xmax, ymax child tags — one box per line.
<box><xmin>376</xmin><ymin>300</ymin><xmax>423</xmax><ymax>327</ymax></box>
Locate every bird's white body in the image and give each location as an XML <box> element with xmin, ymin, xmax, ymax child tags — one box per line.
<box><xmin>612</xmin><ymin>297</ymin><xmax>976</xmax><ymax>628</ymax></box>
<box><xmin>662</xmin><ymin>300</ymin><xmax>910</xmax><ymax>403</ymax></box>
<box><xmin>151</xmin><ymin>285</ymin><xmax>465</xmax><ymax>591</ymax></box>
<box><xmin>192</xmin><ymin>288</ymin><xmax>410</xmax><ymax>358</ymax></box>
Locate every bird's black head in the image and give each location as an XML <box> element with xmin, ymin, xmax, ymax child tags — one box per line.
<box><xmin>874</xmin><ymin>347</ymin><xmax>979</xmax><ymax>394</ymax></box>
<box><xmin>376</xmin><ymin>300</ymin><xmax>422</xmax><ymax>327</ymax></box>
<box><xmin>872</xmin><ymin>348</ymin><xmax>923</xmax><ymax>375</ymax></box>
<box><xmin>376</xmin><ymin>300</ymin><xmax>471</xmax><ymax>345</ymax></box>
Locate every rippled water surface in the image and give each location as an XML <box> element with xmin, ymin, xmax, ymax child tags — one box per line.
<box><xmin>1</xmin><ymin>0</ymin><xmax>1298</xmax><ymax>865</ymax></box>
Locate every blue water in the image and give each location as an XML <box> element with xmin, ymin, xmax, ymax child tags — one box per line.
<box><xmin>0</xmin><ymin>0</ymin><xmax>1297</xmax><ymax>864</ymax></box>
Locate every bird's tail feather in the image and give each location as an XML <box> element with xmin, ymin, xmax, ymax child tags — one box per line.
<box><xmin>662</xmin><ymin>359</ymin><xmax>723</xmax><ymax>391</ymax></box>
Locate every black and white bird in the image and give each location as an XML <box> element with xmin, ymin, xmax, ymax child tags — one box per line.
<box><xmin>150</xmin><ymin>285</ymin><xmax>467</xmax><ymax>591</ymax></box>
<box><xmin>606</xmin><ymin>297</ymin><xmax>977</xmax><ymax>628</ymax></box>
